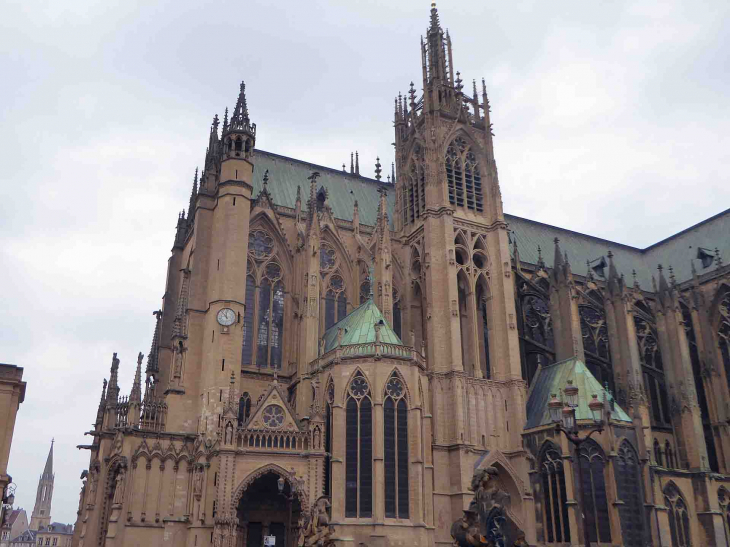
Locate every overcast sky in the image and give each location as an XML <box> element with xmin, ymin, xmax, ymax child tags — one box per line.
<box><xmin>1</xmin><ymin>0</ymin><xmax>729</xmax><ymax>525</ymax></box>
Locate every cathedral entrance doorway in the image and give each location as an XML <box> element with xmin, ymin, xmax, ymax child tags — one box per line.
<box><xmin>236</xmin><ymin>471</ymin><xmax>303</xmax><ymax>547</ymax></box>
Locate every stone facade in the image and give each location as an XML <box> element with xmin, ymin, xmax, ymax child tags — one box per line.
<box><xmin>0</xmin><ymin>364</ymin><xmax>25</xmax><ymax>532</ymax></box>
<box><xmin>71</xmin><ymin>4</ymin><xmax>730</xmax><ymax>547</ymax></box>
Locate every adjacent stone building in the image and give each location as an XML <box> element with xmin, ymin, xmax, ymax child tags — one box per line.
<box><xmin>71</xmin><ymin>4</ymin><xmax>730</xmax><ymax>546</ymax></box>
<box><xmin>1</xmin><ymin>509</ymin><xmax>28</xmax><ymax>547</ymax></box>
<box><xmin>0</xmin><ymin>364</ymin><xmax>26</xmax><ymax>533</ymax></box>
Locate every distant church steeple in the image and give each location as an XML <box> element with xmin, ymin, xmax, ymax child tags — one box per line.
<box><xmin>30</xmin><ymin>439</ymin><xmax>54</xmax><ymax>530</ymax></box>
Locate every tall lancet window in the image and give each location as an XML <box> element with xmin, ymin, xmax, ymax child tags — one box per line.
<box><xmin>615</xmin><ymin>441</ymin><xmax>646</xmax><ymax>547</ymax></box>
<box><xmin>392</xmin><ymin>287</ymin><xmax>402</xmax><ymax>339</ymax></box>
<box><xmin>242</xmin><ymin>230</ymin><xmax>286</xmax><ymax>369</ymax></box>
<box><xmin>445</xmin><ymin>136</ymin><xmax>483</xmax><ymax>212</ymax></box>
<box><xmin>718</xmin><ymin>291</ymin><xmax>730</xmax><ymax>389</ymax></box>
<box><xmin>320</xmin><ymin>242</ymin><xmax>348</xmax><ymax>335</ymax></box>
<box><xmin>345</xmin><ymin>371</ymin><xmax>372</xmax><ymax>518</ymax></box>
<box><xmin>578</xmin><ymin>439</ymin><xmax>612</xmax><ymax>544</ymax></box>
<box><xmin>403</xmin><ymin>144</ymin><xmax>426</xmax><ymax>225</ymax></box>
<box><xmin>384</xmin><ymin>373</ymin><xmax>409</xmax><ymax>519</ymax></box>
<box><xmin>634</xmin><ymin>300</ymin><xmax>671</xmax><ymax>427</ymax></box>
<box><xmin>538</xmin><ymin>442</ymin><xmax>570</xmax><ymax>544</ymax></box>
<box><xmin>579</xmin><ymin>302</ymin><xmax>613</xmax><ymax>392</ymax></box>
<box><xmin>664</xmin><ymin>483</ymin><xmax>691</xmax><ymax>547</ymax></box>
<box><xmin>324</xmin><ymin>378</ymin><xmax>334</xmax><ymax>497</ymax></box>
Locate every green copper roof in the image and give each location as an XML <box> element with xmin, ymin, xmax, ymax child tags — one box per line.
<box><xmin>321</xmin><ymin>298</ymin><xmax>402</xmax><ymax>354</ymax></box>
<box><xmin>525</xmin><ymin>357</ymin><xmax>632</xmax><ymax>430</ymax></box>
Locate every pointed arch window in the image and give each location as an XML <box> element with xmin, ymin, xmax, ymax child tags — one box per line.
<box><xmin>238</xmin><ymin>392</ymin><xmax>251</xmax><ymax>424</ymax></box>
<box><xmin>718</xmin><ymin>291</ymin><xmax>730</xmax><ymax>392</ymax></box>
<box><xmin>517</xmin><ymin>281</ymin><xmax>555</xmax><ymax>385</ymax></box>
<box><xmin>392</xmin><ymin>287</ymin><xmax>402</xmax><ymax>340</ymax></box>
<box><xmin>324</xmin><ymin>273</ymin><xmax>347</xmax><ymax>331</ymax></box>
<box><xmin>615</xmin><ymin>441</ymin><xmax>646</xmax><ymax>547</ymax></box>
<box><xmin>718</xmin><ymin>487</ymin><xmax>730</xmax><ymax>547</ymax></box>
<box><xmin>580</xmin><ymin>304</ymin><xmax>614</xmax><ymax>393</ymax></box>
<box><xmin>538</xmin><ymin>443</ymin><xmax>570</xmax><ymax>544</ymax></box>
<box><xmin>664</xmin><ymin>483</ymin><xmax>691</xmax><ymax>547</ymax></box>
<box><xmin>242</xmin><ymin>230</ymin><xmax>286</xmax><ymax>370</ymax></box>
<box><xmin>653</xmin><ymin>439</ymin><xmax>663</xmax><ymax>466</ymax></box>
<box><xmin>523</xmin><ymin>295</ymin><xmax>554</xmax><ymax>349</ymax></box>
<box><xmin>345</xmin><ymin>372</ymin><xmax>372</xmax><ymax>518</ymax></box>
<box><xmin>384</xmin><ymin>373</ymin><xmax>409</xmax><ymax>519</ymax></box>
<box><xmin>324</xmin><ymin>379</ymin><xmax>334</xmax><ymax>497</ymax></box>
<box><xmin>578</xmin><ymin>439</ymin><xmax>612</xmax><ymax>544</ymax></box>
<box><xmin>445</xmin><ymin>137</ymin><xmax>483</xmax><ymax>212</ymax></box>
<box><xmin>404</xmin><ymin>144</ymin><xmax>426</xmax><ymax>225</ymax></box>
<box><xmin>635</xmin><ymin>309</ymin><xmax>671</xmax><ymax>427</ymax></box>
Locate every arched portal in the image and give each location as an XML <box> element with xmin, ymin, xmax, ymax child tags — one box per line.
<box><xmin>233</xmin><ymin>468</ymin><xmax>305</xmax><ymax>547</ymax></box>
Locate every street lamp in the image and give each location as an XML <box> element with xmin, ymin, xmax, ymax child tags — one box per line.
<box><xmin>549</xmin><ymin>382</ymin><xmax>605</xmax><ymax>547</ymax></box>
<box><xmin>1</xmin><ymin>483</ymin><xmax>17</xmax><ymax>529</ymax></box>
<box><xmin>277</xmin><ymin>473</ymin><xmax>295</xmax><ymax>547</ymax></box>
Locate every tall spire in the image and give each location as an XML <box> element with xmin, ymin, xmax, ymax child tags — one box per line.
<box><xmin>350</xmin><ymin>152</ymin><xmax>354</xmax><ymax>174</ymax></box>
<box><xmin>107</xmin><ymin>352</ymin><xmax>120</xmax><ymax>404</ymax></box>
<box><xmin>230</xmin><ymin>81</ymin><xmax>249</xmax><ymax>129</ymax></box>
<box><xmin>43</xmin><ymin>439</ymin><xmax>54</xmax><ymax>477</ymax></box>
<box><xmin>130</xmin><ymin>352</ymin><xmax>143</xmax><ymax>403</ymax></box>
<box><xmin>391</xmin><ymin>162</ymin><xmax>396</xmax><ymax>184</ymax></box>
<box><xmin>187</xmin><ymin>167</ymin><xmax>198</xmax><ymax>223</ymax></box>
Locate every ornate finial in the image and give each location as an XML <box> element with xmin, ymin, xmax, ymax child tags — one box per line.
<box><xmin>391</xmin><ymin>162</ymin><xmax>395</xmax><ymax>183</ymax></box>
<box><xmin>342</xmin><ymin>163</ymin><xmax>346</xmax><ymax>172</ymax></box>
<box><xmin>586</xmin><ymin>260</ymin><xmax>594</xmax><ymax>281</ymax></box>
<box><xmin>355</xmin><ymin>151</ymin><xmax>360</xmax><ymax>175</ymax></box>
<box><xmin>455</xmin><ymin>71</ymin><xmax>463</xmax><ymax>91</ymax></box>
<box><xmin>222</xmin><ymin>107</ymin><xmax>229</xmax><ymax>132</ymax></box>
<box><xmin>537</xmin><ymin>245</ymin><xmax>545</xmax><ymax>268</ymax></box>
<box><xmin>716</xmin><ymin>248</ymin><xmax>724</xmax><ymax>268</ymax></box>
<box><xmin>632</xmin><ymin>269</ymin><xmax>639</xmax><ymax>289</ymax></box>
<box><xmin>263</xmin><ymin>169</ymin><xmax>269</xmax><ymax>186</ymax></box>
<box><xmin>375</xmin><ymin>157</ymin><xmax>382</xmax><ymax>181</ymax></box>
<box><xmin>350</xmin><ymin>152</ymin><xmax>354</xmax><ymax>173</ymax></box>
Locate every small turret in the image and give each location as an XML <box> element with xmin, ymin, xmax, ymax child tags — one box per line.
<box><xmin>222</xmin><ymin>81</ymin><xmax>256</xmax><ymax>160</ymax></box>
<box><xmin>374</xmin><ymin>157</ymin><xmax>382</xmax><ymax>181</ymax></box>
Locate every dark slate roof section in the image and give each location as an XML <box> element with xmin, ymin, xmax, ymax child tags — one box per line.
<box><xmin>252</xmin><ymin>150</ymin><xmax>396</xmax><ymax>229</ymax></box>
<box><xmin>251</xmin><ymin>150</ymin><xmax>727</xmax><ymax>288</ymax></box>
<box><xmin>507</xmin><ymin>208</ymin><xmax>730</xmax><ymax>289</ymax></box>
<box><xmin>525</xmin><ymin>357</ymin><xmax>631</xmax><ymax>430</ymax></box>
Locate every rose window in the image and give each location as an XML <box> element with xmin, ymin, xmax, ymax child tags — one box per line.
<box><xmin>349</xmin><ymin>374</ymin><xmax>369</xmax><ymax>398</ymax></box>
<box><xmin>250</xmin><ymin>230</ymin><xmax>274</xmax><ymax>259</ymax></box>
<box><xmin>262</xmin><ymin>405</ymin><xmax>285</xmax><ymax>428</ymax></box>
<box><xmin>385</xmin><ymin>376</ymin><xmax>404</xmax><ymax>398</ymax></box>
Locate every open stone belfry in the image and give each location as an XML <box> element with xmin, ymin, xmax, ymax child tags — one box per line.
<box><xmin>72</xmin><ymin>4</ymin><xmax>730</xmax><ymax>547</ymax></box>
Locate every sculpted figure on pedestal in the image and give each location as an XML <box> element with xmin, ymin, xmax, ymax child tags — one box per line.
<box><xmin>451</xmin><ymin>467</ymin><xmax>528</xmax><ymax>547</ymax></box>
<box><xmin>298</xmin><ymin>496</ymin><xmax>335</xmax><ymax>547</ymax></box>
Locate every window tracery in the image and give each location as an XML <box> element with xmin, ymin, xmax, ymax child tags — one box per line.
<box><xmin>719</xmin><ymin>291</ymin><xmax>730</xmax><ymax>387</ymax></box>
<box><xmin>238</xmin><ymin>392</ymin><xmax>251</xmax><ymax>424</ymax></box>
<box><xmin>634</xmin><ymin>306</ymin><xmax>671</xmax><ymax>427</ymax></box>
<box><xmin>261</xmin><ymin>405</ymin><xmax>285</xmax><ymax>429</ymax></box>
<box><xmin>664</xmin><ymin>483</ymin><xmax>691</xmax><ymax>547</ymax></box>
<box><xmin>445</xmin><ymin>136</ymin><xmax>483</xmax><ymax>212</ymax></box>
<box><xmin>517</xmin><ymin>281</ymin><xmax>554</xmax><ymax>385</ymax></box>
<box><xmin>538</xmin><ymin>443</ymin><xmax>570</xmax><ymax>544</ymax></box>
<box><xmin>719</xmin><ymin>487</ymin><xmax>730</xmax><ymax>547</ymax></box>
<box><xmin>404</xmin><ymin>144</ymin><xmax>426</xmax><ymax>225</ymax></box>
<box><xmin>523</xmin><ymin>295</ymin><xmax>554</xmax><ymax>349</ymax></box>
<box><xmin>384</xmin><ymin>373</ymin><xmax>409</xmax><ymax>519</ymax></box>
<box><xmin>242</xmin><ymin>229</ymin><xmax>286</xmax><ymax>370</ymax></box>
<box><xmin>345</xmin><ymin>372</ymin><xmax>372</xmax><ymax>518</ymax></box>
<box><xmin>578</xmin><ymin>439</ymin><xmax>611</xmax><ymax>544</ymax></box>
<box><xmin>615</xmin><ymin>441</ymin><xmax>646</xmax><ymax>547</ymax></box>
<box><xmin>580</xmin><ymin>305</ymin><xmax>613</xmax><ymax>391</ymax></box>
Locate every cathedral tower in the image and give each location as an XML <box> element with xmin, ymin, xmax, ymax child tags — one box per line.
<box><xmin>29</xmin><ymin>440</ymin><xmax>53</xmax><ymax>531</ymax></box>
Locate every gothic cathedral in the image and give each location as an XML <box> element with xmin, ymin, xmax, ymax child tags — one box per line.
<box><xmin>73</xmin><ymin>5</ymin><xmax>730</xmax><ymax>547</ymax></box>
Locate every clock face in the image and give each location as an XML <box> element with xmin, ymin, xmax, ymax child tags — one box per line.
<box><xmin>217</xmin><ymin>308</ymin><xmax>236</xmax><ymax>326</ymax></box>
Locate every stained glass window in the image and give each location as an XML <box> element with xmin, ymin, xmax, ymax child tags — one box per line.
<box><xmin>539</xmin><ymin>443</ymin><xmax>570</xmax><ymax>544</ymax></box>
<box><xmin>249</xmin><ymin>230</ymin><xmax>274</xmax><ymax>259</ymax></box>
<box><xmin>345</xmin><ymin>372</ymin><xmax>372</xmax><ymax>518</ymax></box>
<box><xmin>664</xmin><ymin>483</ymin><xmax>691</xmax><ymax>547</ymax></box>
<box><xmin>616</xmin><ymin>441</ymin><xmax>646</xmax><ymax>547</ymax></box>
<box><xmin>384</xmin><ymin>373</ymin><xmax>409</xmax><ymax>519</ymax></box>
<box><xmin>238</xmin><ymin>392</ymin><xmax>251</xmax><ymax>423</ymax></box>
<box><xmin>324</xmin><ymin>274</ymin><xmax>347</xmax><ymax>331</ymax></box>
<box><xmin>523</xmin><ymin>295</ymin><xmax>553</xmax><ymax>349</ymax></box>
<box><xmin>578</xmin><ymin>440</ymin><xmax>611</xmax><ymax>543</ymax></box>
<box><xmin>241</xmin><ymin>275</ymin><xmax>256</xmax><ymax>365</ymax></box>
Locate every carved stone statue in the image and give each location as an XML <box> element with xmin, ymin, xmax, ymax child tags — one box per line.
<box><xmin>112</xmin><ymin>468</ymin><xmax>126</xmax><ymax>505</ymax></box>
<box><xmin>451</xmin><ymin>467</ymin><xmax>528</xmax><ymax>547</ymax></box>
<box><xmin>298</xmin><ymin>496</ymin><xmax>335</xmax><ymax>547</ymax></box>
<box><xmin>193</xmin><ymin>466</ymin><xmax>203</xmax><ymax>498</ymax></box>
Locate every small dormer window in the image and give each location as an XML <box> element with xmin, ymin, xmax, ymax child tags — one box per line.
<box><xmin>697</xmin><ymin>247</ymin><xmax>714</xmax><ymax>269</ymax></box>
<box><xmin>590</xmin><ymin>256</ymin><xmax>608</xmax><ymax>278</ymax></box>
<box><xmin>316</xmin><ymin>187</ymin><xmax>327</xmax><ymax>211</ymax></box>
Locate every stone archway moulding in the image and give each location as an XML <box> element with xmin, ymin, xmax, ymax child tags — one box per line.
<box><xmin>230</xmin><ymin>463</ymin><xmax>310</xmax><ymax>514</ymax></box>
